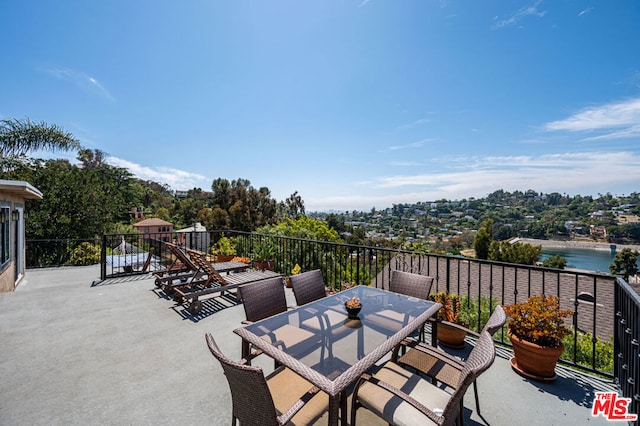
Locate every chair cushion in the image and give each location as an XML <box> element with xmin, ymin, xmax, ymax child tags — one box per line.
<box><xmin>357</xmin><ymin>361</ymin><xmax>453</xmax><ymax>426</ymax></box>
<box><xmin>266</xmin><ymin>367</ymin><xmax>329</xmax><ymax>426</ymax></box>
<box><xmin>397</xmin><ymin>345</ymin><xmax>463</xmax><ymax>389</ymax></box>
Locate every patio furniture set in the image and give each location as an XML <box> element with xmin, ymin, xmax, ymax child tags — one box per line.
<box><xmin>207</xmin><ymin>268</ymin><xmax>506</xmax><ymax>425</ymax></box>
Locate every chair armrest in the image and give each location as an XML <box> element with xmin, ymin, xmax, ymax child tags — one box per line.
<box><xmin>276</xmin><ymin>385</ymin><xmax>323</xmax><ymax>425</ymax></box>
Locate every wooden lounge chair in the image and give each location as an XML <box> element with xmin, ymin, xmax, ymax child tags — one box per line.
<box><xmin>172</xmin><ymin>249</ymin><xmax>281</xmax><ymax>314</ymax></box>
<box><xmin>152</xmin><ymin>242</ymin><xmax>203</xmax><ymax>288</ymax></box>
<box><xmin>155</xmin><ymin>244</ymin><xmax>249</xmax><ymax>295</ymax></box>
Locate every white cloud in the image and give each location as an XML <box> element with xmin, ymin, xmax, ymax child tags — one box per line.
<box><xmin>397</xmin><ymin>118</ymin><xmax>430</xmax><ymax>131</ymax></box>
<box><xmin>305</xmin><ymin>151</ymin><xmax>640</xmax><ymax>211</ymax></box>
<box><xmin>578</xmin><ymin>8</ymin><xmax>593</xmax><ymax>17</ymax></box>
<box><xmin>43</xmin><ymin>67</ymin><xmax>115</xmax><ymax>102</ymax></box>
<box><xmin>106</xmin><ymin>157</ymin><xmax>208</xmax><ymax>189</ymax></box>
<box><xmin>544</xmin><ymin>98</ymin><xmax>640</xmax><ymax>140</ymax></box>
<box><xmin>382</xmin><ymin>139</ymin><xmax>432</xmax><ymax>152</ymax></box>
<box><xmin>492</xmin><ymin>0</ymin><xmax>546</xmax><ymax>30</ymax></box>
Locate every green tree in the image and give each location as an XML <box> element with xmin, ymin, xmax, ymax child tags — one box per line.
<box><xmin>609</xmin><ymin>248</ymin><xmax>639</xmax><ymax>281</ymax></box>
<box><xmin>1</xmin><ymin>118</ymin><xmax>80</xmax><ymax>171</ymax></box>
<box><xmin>285</xmin><ymin>191</ymin><xmax>305</xmax><ymax>219</ymax></box>
<box><xmin>489</xmin><ymin>241</ymin><xmax>541</xmax><ymax>265</ymax></box>
<box><xmin>473</xmin><ymin>219</ymin><xmax>493</xmax><ymax>259</ymax></box>
<box><xmin>21</xmin><ymin>159</ymin><xmax>136</xmax><ymax>239</ymax></box>
<box><xmin>542</xmin><ymin>255</ymin><xmax>567</xmax><ymax>269</ymax></box>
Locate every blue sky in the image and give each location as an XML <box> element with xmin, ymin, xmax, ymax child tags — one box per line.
<box><xmin>2</xmin><ymin>1</ymin><xmax>639</xmax><ymax>212</ymax></box>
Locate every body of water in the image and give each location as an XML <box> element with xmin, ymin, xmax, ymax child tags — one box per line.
<box><xmin>540</xmin><ymin>247</ymin><xmax>639</xmax><ymax>273</ymax></box>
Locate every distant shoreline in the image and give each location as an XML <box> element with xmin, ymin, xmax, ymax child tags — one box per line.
<box><xmin>511</xmin><ymin>238</ymin><xmax>640</xmax><ymax>253</ymax></box>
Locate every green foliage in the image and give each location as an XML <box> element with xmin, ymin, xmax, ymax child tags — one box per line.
<box><xmin>342</xmin><ymin>262</ymin><xmax>372</xmax><ymax>287</ymax></box>
<box><xmin>213</xmin><ymin>235</ymin><xmax>236</xmax><ymax>255</ymax></box>
<box><xmin>459</xmin><ymin>295</ymin><xmax>502</xmax><ymax>333</ymax></box>
<box><xmin>473</xmin><ymin>219</ymin><xmax>493</xmax><ymax>259</ymax></box>
<box><xmin>488</xmin><ymin>241</ymin><xmax>542</xmax><ymax>265</ymax></box>
<box><xmin>68</xmin><ymin>242</ymin><xmax>101</xmax><ymax>266</ymax></box>
<box><xmin>252</xmin><ymin>237</ymin><xmax>277</xmax><ymax>261</ymax></box>
<box><xmin>562</xmin><ymin>331</ymin><xmax>614</xmax><ymax>373</ymax></box>
<box><xmin>542</xmin><ymin>254</ymin><xmax>567</xmax><ymax>269</ymax></box>
<box><xmin>259</xmin><ymin>216</ymin><xmax>342</xmax><ymax>242</ymax></box>
<box><xmin>1</xmin><ymin>118</ymin><xmax>80</xmax><ymax>169</ymax></box>
<box><xmin>18</xmin><ymin>158</ymin><xmax>137</xmax><ymax>239</ymax></box>
<box><xmin>609</xmin><ymin>248</ymin><xmax>639</xmax><ymax>281</ymax></box>
<box><xmin>503</xmin><ymin>295</ymin><xmax>573</xmax><ymax>347</ymax></box>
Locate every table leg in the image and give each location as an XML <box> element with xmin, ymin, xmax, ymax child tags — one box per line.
<box><xmin>328</xmin><ymin>394</ymin><xmax>340</xmax><ymax>426</ymax></box>
<box><xmin>241</xmin><ymin>339</ymin><xmax>251</xmax><ymax>365</ymax></box>
<box><xmin>431</xmin><ymin>319</ymin><xmax>439</xmax><ymax>347</ymax></box>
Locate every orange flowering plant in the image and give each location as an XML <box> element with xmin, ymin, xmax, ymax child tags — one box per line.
<box><xmin>345</xmin><ymin>296</ymin><xmax>361</xmax><ymax>308</ymax></box>
<box><xmin>503</xmin><ymin>294</ymin><xmax>573</xmax><ymax>348</ymax></box>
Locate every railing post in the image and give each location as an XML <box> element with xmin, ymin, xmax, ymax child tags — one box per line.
<box><xmin>446</xmin><ymin>257</ymin><xmax>451</xmax><ymax>294</ymax></box>
<box><xmin>100</xmin><ymin>234</ymin><xmax>107</xmax><ymax>281</ymax></box>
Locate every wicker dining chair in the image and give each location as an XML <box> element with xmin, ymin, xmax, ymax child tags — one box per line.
<box><xmin>351</xmin><ymin>331</ymin><xmax>496</xmax><ymax>426</ymax></box>
<box><xmin>394</xmin><ymin>305</ymin><xmax>506</xmax><ymax>417</ymax></box>
<box><xmin>205</xmin><ymin>333</ymin><xmax>329</xmax><ymax>426</ymax></box>
<box><xmin>390</xmin><ymin>270</ymin><xmax>435</xmax><ymax>299</ymax></box>
<box><xmin>290</xmin><ymin>269</ymin><xmax>327</xmax><ymax>306</ymax></box>
<box><xmin>389</xmin><ymin>270</ymin><xmax>435</xmax><ymax>343</ymax></box>
<box><xmin>239</xmin><ymin>276</ymin><xmax>289</xmax><ymax>324</ymax></box>
<box><xmin>238</xmin><ymin>277</ymin><xmax>318</xmax><ymax>366</ymax></box>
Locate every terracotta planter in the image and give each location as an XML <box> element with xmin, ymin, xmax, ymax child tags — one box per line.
<box><xmin>285</xmin><ymin>277</ymin><xmax>292</xmax><ymax>288</ymax></box>
<box><xmin>216</xmin><ymin>254</ymin><xmax>235</xmax><ymax>262</ymax></box>
<box><xmin>509</xmin><ymin>332</ymin><xmax>564</xmax><ymax>381</ymax></box>
<box><xmin>438</xmin><ymin>323</ymin><xmax>467</xmax><ymax>349</ymax></box>
<box><xmin>254</xmin><ymin>260</ymin><xmax>275</xmax><ymax>271</ymax></box>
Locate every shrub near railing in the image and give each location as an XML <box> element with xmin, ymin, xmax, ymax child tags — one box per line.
<box><xmin>459</xmin><ymin>294</ymin><xmax>614</xmax><ymax>374</ymax></box>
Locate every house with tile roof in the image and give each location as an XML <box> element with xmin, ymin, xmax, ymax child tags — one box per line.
<box><xmin>132</xmin><ymin>218</ymin><xmax>174</xmax><ymax>243</ymax></box>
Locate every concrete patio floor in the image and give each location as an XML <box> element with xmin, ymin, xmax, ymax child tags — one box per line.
<box><xmin>0</xmin><ymin>266</ymin><xmax>618</xmax><ymax>425</ymax></box>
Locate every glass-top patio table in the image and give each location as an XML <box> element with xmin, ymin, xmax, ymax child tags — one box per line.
<box><xmin>233</xmin><ymin>285</ymin><xmax>441</xmax><ymax>426</ymax></box>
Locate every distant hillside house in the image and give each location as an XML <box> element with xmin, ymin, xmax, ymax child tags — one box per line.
<box><xmin>133</xmin><ymin>218</ymin><xmax>174</xmax><ymax>242</ymax></box>
<box><xmin>131</xmin><ymin>206</ymin><xmax>145</xmax><ymax>220</ymax></box>
<box><xmin>0</xmin><ymin>180</ymin><xmax>43</xmax><ymax>292</ymax></box>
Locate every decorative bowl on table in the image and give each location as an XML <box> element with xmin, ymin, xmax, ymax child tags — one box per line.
<box><xmin>345</xmin><ymin>297</ymin><xmax>362</xmax><ymax>318</ymax></box>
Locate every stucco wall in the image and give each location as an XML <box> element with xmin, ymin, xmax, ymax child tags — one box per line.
<box><xmin>0</xmin><ymin>260</ymin><xmax>16</xmax><ymax>292</ymax></box>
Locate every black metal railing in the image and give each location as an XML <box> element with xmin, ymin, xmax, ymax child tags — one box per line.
<box><xmin>28</xmin><ymin>229</ymin><xmax>640</xmax><ymax>406</ymax></box>
<box><xmin>26</xmin><ymin>237</ymin><xmax>101</xmax><ymax>268</ymax></box>
<box><xmin>614</xmin><ymin>276</ymin><xmax>640</xmax><ymax>421</ymax></box>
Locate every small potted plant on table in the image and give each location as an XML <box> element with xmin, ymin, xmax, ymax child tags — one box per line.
<box><xmin>503</xmin><ymin>294</ymin><xmax>573</xmax><ymax>381</ymax></box>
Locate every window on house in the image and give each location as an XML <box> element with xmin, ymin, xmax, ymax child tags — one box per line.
<box><xmin>1</xmin><ymin>206</ymin><xmax>10</xmax><ymax>267</ymax></box>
